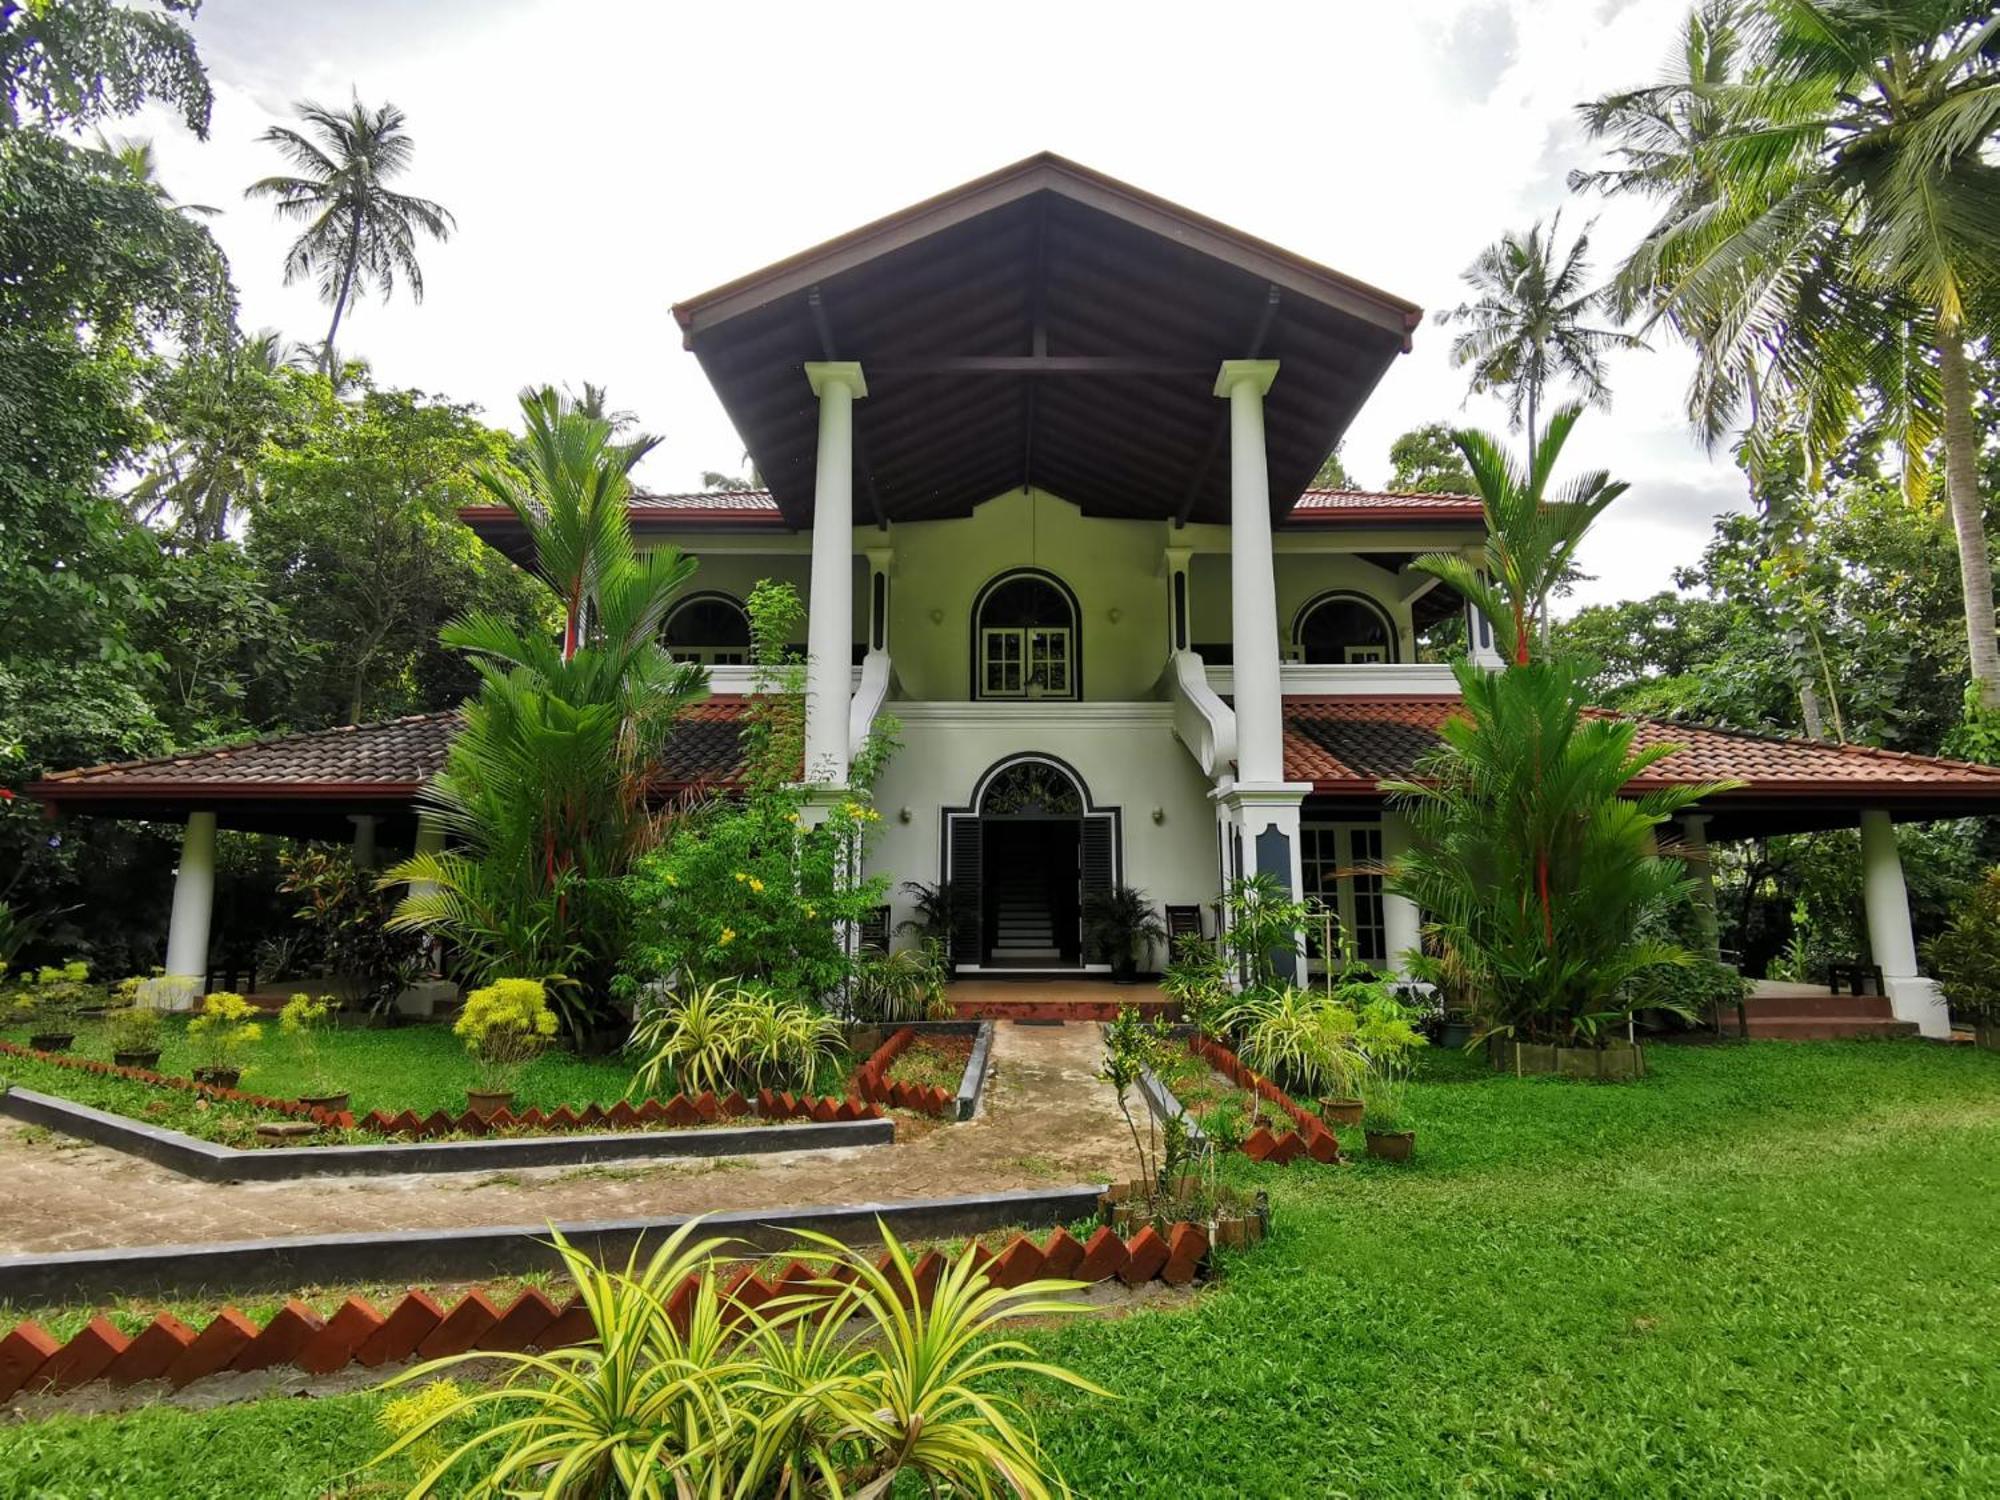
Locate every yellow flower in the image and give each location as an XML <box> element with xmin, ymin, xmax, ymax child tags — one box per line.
<box><xmin>805</xmin><ymin>906</ymin><xmax>816</xmax><ymax>919</ymax></box>
<box><xmin>734</xmin><ymin>871</ymin><xmax>747</xmax><ymax>883</ymax></box>
<box><xmin>747</xmin><ymin>876</ymin><xmax>765</xmax><ymax>894</ymax></box>
<box><xmin>665</xmin><ymin>872</ymin><xmax>678</xmax><ymax>887</ymax></box>
<box><xmin>719</xmin><ymin>928</ymin><xmax>737</xmax><ymax>946</ymax></box>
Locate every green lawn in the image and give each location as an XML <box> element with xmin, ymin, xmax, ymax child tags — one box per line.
<box><xmin>4</xmin><ymin>1039</ymin><xmax>1998</xmax><ymax>1497</ymax></box>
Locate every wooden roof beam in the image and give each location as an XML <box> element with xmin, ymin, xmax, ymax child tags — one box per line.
<box><xmin>807</xmin><ymin>284</ymin><xmax>887</xmax><ymax>528</ymax></box>
<box><xmin>1174</xmin><ymin>284</ymin><xmax>1282</xmax><ymax>526</ymax></box>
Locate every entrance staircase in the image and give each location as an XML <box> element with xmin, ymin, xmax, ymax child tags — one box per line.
<box><xmin>1730</xmin><ymin>985</ymin><xmax>1918</xmax><ymax>1040</ymax></box>
<box><xmin>990</xmin><ymin>877</ymin><xmax>1062</xmax><ymax>964</ymax></box>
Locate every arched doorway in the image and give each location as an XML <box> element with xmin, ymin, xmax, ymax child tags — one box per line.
<box><xmin>940</xmin><ymin>755</ymin><xmax>1121</xmax><ymax>969</ymax></box>
<box><xmin>1293</xmin><ymin>591</ymin><xmax>1396</xmax><ymax>664</ymax></box>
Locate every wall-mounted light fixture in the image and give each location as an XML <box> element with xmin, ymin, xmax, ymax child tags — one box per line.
<box><xmin>898</xmin><ymin>807</ymin><xmax>913</xmax><ymax>824</ymax></box>
<box><xmin>1151</xmin><ymin>806</ymin><xmax>1166</xmax><ymax>825</ymax></box>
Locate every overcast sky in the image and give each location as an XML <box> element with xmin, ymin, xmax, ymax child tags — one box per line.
<box><xmin>134</xmin><ymin>0</ymin><xmax>1749</xmax><ymax>609</ymax></box>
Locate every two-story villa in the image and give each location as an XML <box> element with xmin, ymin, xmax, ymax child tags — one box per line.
<box><xmin>35</xmin><ymin>155</ymin><xmax>2000</xmax><ymax>1037</ymax></box>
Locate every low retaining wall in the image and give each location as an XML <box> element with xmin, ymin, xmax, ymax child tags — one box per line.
<box><xmin>0</xmin><ymin>1086</ymin><xmax>892</xmax><ymax>1183</ymax></box>
<box><xmin>852</xmin><ymin>1021</ymin><xmax>994</xmax><ymax>1120</ymax></box>
<box><xmin>0</xmin><ymin>1210</ymin><xmax>1208</xmax><ymax>1401</ymax></box>
<box><xmin>1163</xmin><ymin>1037</ymin><xmax>1343</xmax><ymax>1165</ymax></box>
<box><xmin>0</xmin><ymin>1184</ymin><xmax>1109</xmax><ymax>1304</ymax></box>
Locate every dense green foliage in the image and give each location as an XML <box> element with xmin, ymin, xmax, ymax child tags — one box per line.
<box><xmin>1925</xmin><ymin>867</ymin><xmax>2000</xmax><ymax>1023</ymax></box>
<box><xmin>8</xmin><ymin>1042</ymin><xmax>1998</xmax><ymax>1496</ymax></box>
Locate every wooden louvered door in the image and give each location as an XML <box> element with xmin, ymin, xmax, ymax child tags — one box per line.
<box><xmin>947</xmin><ymin>815</ymin><xmax>983</xmax><ymax>966</ymax></box>
<box><xmin>1079</xmin><ymin>815</ymin><xmax>1114</xmax><ymax>964</ymax></box>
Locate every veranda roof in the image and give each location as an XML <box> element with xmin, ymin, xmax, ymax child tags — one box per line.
<box><xmin>30</xmin><ymin>696</ymin><xmax>2000</xmax><ymax>841</ymax></box>
<box><xmin>665</xmin><ymin>153</ymin><xmax>1423</xmax><ymax>530</ymax></box>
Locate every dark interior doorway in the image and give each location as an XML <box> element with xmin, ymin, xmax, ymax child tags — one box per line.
<box><xmin>981</xmin><ymin>819</ymin><xmax>1081</xmax><ymax>966</ymax></box>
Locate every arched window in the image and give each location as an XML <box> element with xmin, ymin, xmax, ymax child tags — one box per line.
<box><xmin>973</xmin><ymin>571</ymin><xmax>1078</xmax><ymax>699</ymax></box>
<box><xmin>664</xmin><ymin>593</ymin><xmax>751</xmax><ymax>665</ymax></box>
<box><xmin>1294</xmin><ymin>592</ymin><xmax>1396</xmax><ymax>665</ymax></box>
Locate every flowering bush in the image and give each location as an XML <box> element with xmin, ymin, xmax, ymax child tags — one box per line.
<box><xmin>278</xmin><ymin>992</ymin><xmax>342</xmax><ymax>1095</ymax></box>
<box><xmin>187</xmin><ymin>991</ymin><xmax>264</xmax><ymax>1074</ymax></box>
<box><xmin>454</xmin><ymin>978</ymin><xmax>558</xmax><ymax>1091</ymax></box>
<box><xmin>7</xmin><ymin>959</ymin><xmax>99</xmax><ymax>1030</ymax></box>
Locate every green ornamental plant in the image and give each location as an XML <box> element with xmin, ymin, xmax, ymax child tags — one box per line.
<box><xmin>186</xmin><ymin>991</ymin><xmax>263</xmax><ymax>1076</ymax></box>
<box><xmin>1159</xmin><ymin>937</ymin><xmax>1232</xmax><ymax>1039</ymax></box>
<box><xmin>1082</xmin><ymin>884</ymin><xmax>1168</xmax><ymax>978</ymax></box>
<box><xmin>854</xmin><ymin>941</ymin><xmax>951</xmax><ymax>1024</ymax></box>
<box><xmin>277</xmin><ymin>992</ymin><xmax>342</xmax><ymax>1096</ymax></box>
<box><xmin>1218</xmin><ymin>873</ymin><xmax>1310</xmax><ymax>991</ymax></box>
<box><xmin>103</xmin><ymin>1005</ymin><xmax>164</xmax><ymax>1058</ymax></box>
<box><xmin>1925</xmin><ymin>869</ymin><xmax>2000</xmax><ymax>1028</ymax></box>
<box><xmin>369</xmin><ymin>1217</ymin><xmax>1105</xmax><ymax>1499</ymax></box>
<box><xmin>624</xmin><ymin>981</ymin><xmax>843</xmax><ymax>1100</ymax></box>
<box><xmin>1230</xmin><ymin>985</ymin><xmax>1364</xmax><ymax>1102</ymax></box>
<box><xmin>452</xmin><ymin>977</ymin><xmax>557</xmax><ymax>1094</ymax></box>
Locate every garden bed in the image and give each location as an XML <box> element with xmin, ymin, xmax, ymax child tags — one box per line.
<box><xmin>0</xmin><ymin>1212</ymin><xmax>1216</xmax><ymax>1402</ymax></box>
<box><xmin>852</xmin><ymin>1020</ymin><xmax>994</xmax><ymax>1120</ymax></box>
<box><xmin>1143</xmin><ymin>1036</ymin><xmax>1342</xmax><ymax>1166</ymax></box>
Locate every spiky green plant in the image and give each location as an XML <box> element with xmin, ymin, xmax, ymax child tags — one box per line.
<box><xmin>625</xmin><ymin>980</ymin><xmax>751</xmax><ymax>1101</ymax></box>
<box><xmin>1386</xmin><ymin>658</ymin><xmax>1736</xmax><ymax>1046</ymax></box>
<box><xmin>1230</xmin><ymin>985</ymin><xmax>1364</xmax><ymax>1100</ymax></box>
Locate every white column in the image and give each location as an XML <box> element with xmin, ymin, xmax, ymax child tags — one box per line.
<box><xmin>1678</xmin><ymin>813</ymin><xmax>1720</xmax><ymax>957</ymax></box>
<box><xmin>803</xmin><ymin>361</ymin><xmax>866</xmax><ymax>788</ymax></box>
<box><xmin>409</xmin><ymin>815</ymin><xmax>446</xmax><ymax>898</ymax></box>
<box><xmin>348</xmin><ymin>813</ymin><xmax>379</xmax><ymax>870</ymax></box>
<box><xmin>1380</xmin><ymin>809</ymin><xmax>1422</xmax><ymax>976</ymax></box>
<box><xmin>1216</xmin><ymin>359</ymin><xmax>1284</xmax><ymax>783</ymax></box>
<box><xmin>158</xmin><ymin>810</ymin><xmax>217</xmax><ymax>1010</ymax></box>
<box><xmin>1859</xmin><ymin>808</ymin><xmax>1950</xmax><ymax>1038</ymax></box>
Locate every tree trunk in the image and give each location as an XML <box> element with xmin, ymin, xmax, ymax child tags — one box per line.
<box><xmin>324</xmin><ymin>214</ymin><xmax>364</xmax><ymax>375</ymax></box>
<box><xmin>1939</xmin><ymin>325</ymin><xmax>2000</xmax><ymax>708</ymax></box>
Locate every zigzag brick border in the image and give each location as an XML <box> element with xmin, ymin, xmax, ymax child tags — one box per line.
<box><xmin>852</xmin><ymin>1027</ymin><xmax>955</xmax><ymax>1117</ymax></box>
<box><xmin>1185</xmin><ymin>1036</ymin><xmax>1343</xmax><ymax>1165</ymax></box>
<box><xmin>0</xmin><ymin>1220</ymin><xmax>1214</xmax><ymax>1401</ymax></box>
<box><xmin>0</xmin><ymin>1040</ymin><xmax>882</xmax><ymax>1140</ymax></box>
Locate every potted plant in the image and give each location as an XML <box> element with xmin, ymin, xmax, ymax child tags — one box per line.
<box><xmin>897</xmin><ymin>880</ymin><xmax>967</xmax><ymax>975</ymax></box>
<box><xmin>1357</xmin><ymin>991</ymin><xmax>1425</xmax><ymax>1161</ymax></box>
<box><xmin>1361</xmin><ymin>1084</ymin><xmax>1416</xmax><ymax>1163</ymax></box>
<box><xmin>14</xmin><ymin>960</ymin><xmax>94</xmax><ymax>1051</ymax></box>
<box><xmin>186</xmin><ymin>991</ymin><xmax>264</xmax><ymax>1088</ymax></box>
<box><xmin>1083</xmin><ymin>884</ymin><xmax>1167</xmax><ymax>984</ymax></box>
<box><xmin>453</xmin><ymin>977</ymin><xmax>556</xmax><ymax>1118</ymax></box>
<box><xmin>279</xmin><ymin>993</ymin><xmax>348</xmax><ymax>1111</ymax></box>
<box><xmin>105</xmin><ymin>1005</ymin><xmax>165</xmax><ymax>1070</ymax></box>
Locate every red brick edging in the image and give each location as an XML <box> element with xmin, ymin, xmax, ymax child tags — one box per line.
<box><xmin>851</xmin><ymin>1027</ymin><xmax>954</xmax><ymax>1117</ymax></box>
<box><xmin>1187</xmin><ymin>1036</ymin><xmax>1343</xmax><ymax>1165</ymax></box>
<box><xmin>0</xmin><ymin>1220</ymin><xmax>1214</xmax><ymax>1400</ymax></box>
<box><xmin>0</xmin><ymin>1040</ymin><xmax>882</xmax><ymax>1140</ymax></box>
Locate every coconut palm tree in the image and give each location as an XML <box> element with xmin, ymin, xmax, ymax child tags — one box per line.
<box><xmin>128</xmin><ymin>329</ymin><xmax>297</xmax><ymax>542</ymax></box>
<box><xmin>1578</xmin><ymin>0</ymin><xmax>2000</xmax><ymax>704</ymax></box>
<box><xmin>244</xmin><ymin>97</ymin><xmax>454</xmax><ymax>373</ymax></box>
<box><xmin>1435</xmin><ymin>214</ymin><xmax>1644</xmax><ymax>449</ymax></box>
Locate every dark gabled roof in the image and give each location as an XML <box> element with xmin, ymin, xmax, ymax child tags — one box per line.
<box><xmin>667</xmin><ymin>153</ymin><xmax>1422</xmax><ymax>531</ymax></box>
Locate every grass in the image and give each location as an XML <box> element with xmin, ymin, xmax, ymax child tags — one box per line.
<box><xmin>884</xmin><ymin>1033</ymin><xmax>973</xmax><ymax>1094</ymax></box>
<box><xmin>4</xmin><ymin>1039</ymin><xmax>1998</xmax><ymax>1496</ymax></box>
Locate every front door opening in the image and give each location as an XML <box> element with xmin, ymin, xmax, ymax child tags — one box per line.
<box><xmin>981</xmin><ymin>819</ymin><xmax>1081</xmax><ymax>967</ymax></box>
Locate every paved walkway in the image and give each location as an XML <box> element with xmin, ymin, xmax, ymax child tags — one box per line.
<box><xmin>0</xmin><ymin>1022</ymin><xmax>1133</xmax><ymax>1256</ymax></box>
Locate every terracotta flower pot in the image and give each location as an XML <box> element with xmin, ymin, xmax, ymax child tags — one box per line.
<box><xmin>193</xmin><ymin>1066</ymin><xmax>241</xmax><ymax>1089</ymax></box>
<box><xmin>1319</xmin><ymin>1097</ymin><xmax>1364</xmax><ymax>1127</ymax></box>
<box><xmin>29</xmin><ymin>1032</ymin><xmax>74</xmax><ymax>1053</ymax></box>
<box><xmin>1364</xmin><ymin>1129</ymin><xmax>1415</xmax><ymax>1163</ymax></box>
<box><xmin>113</xmin><ymin>1050</ymin><xmax>162</xmax><ymax>1070</ymax></box>
<box><xmin>300</xmin><ymin>1091</ymin><xmax>350</xmax><ymax>1114</ymax></box>
<box><xmin>467</xmin><ymin>1087</ymin><xmax>515</xmax><ymax>1120</ymax></box>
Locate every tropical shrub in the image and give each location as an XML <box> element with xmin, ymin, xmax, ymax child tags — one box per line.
<box><xmin>452</xmin><ymin>977</ymin><xmax>557</xmax><ymax>1093</ymax></box>
<box><xmin>896</xmin><ymin>878</ymin><xmax>968</xmax><ymax>952</ymax></box>
<box><xmin>1926</xmin><ymin>869</ymin><xmax>2000</xmax><ymax>1024</ymax></box>
<box><xmin>370</xmin><ymin>1219</ymin><xmax>1105</xmax><ymax>1498</ymax></box>
<box><xmin>625</xmin><ymin>981</ymin><xmax>844</xmax><ymax>1099</ymax></box>
<box><xmin>853</xmin><ymin>941</ymin><xmax>951</xmax><ymax>1023</ymax></box>
<box><xmin>6</xmin><ymin>959</ymin><xmax>98</xmax><ymax>1028</ymax></box>
<box><xmin>1160</xmin><ymin>936</ymin><xmax>1232</xmax><ymax>1038</ymax></box>
<box><xmin>1083</xmin><ymin>883</ymin><xmax>1168</xmax><ymax>976</ymax></box>
<box><xmin>186</xmin><ymin>990</ymin><xmax>263</xmax><ymax>1074</ymax></box>
<box><xmin>1217</xmin><ymin>873</ymin><xmax>1310</xmax><ymax>990</ymax></box>
<box><xmin>619</xmin><ymin>580</ymin><xmax>897</xmax><ymax>1007</ymax></box>
<box><xmin>278</xmin><ymin>846</ymin><xmax>425</xmax><ymax>1013</ymax></box>
<box><xmin>1099</xmin><ymin>1004</ymin><xmax>1175</xmax><ymax>1190</ymax></box>
<box><xmin>103</xmin><ymin>1004</ymin><xmax>163</xmax><ymax>1056</ymax></box>
<box><xmin>1231</xmin><ymin>985</ymin><xmax>1364</xmax><ymax>1101</ymax></box>
<box><xmin>1388</xmin><ymin>658</ymin><xmax>1731</xmax><ymax>1046</ymax></box>
<box><xmin>277</xmin><ymin>992</ymin><xmax>341</xmax><ymax>1095</ymax></box>
<box><xmin>386</xmin><ymin>389</ymin><xmax>708</xmax><ymax>1038</ymax></box>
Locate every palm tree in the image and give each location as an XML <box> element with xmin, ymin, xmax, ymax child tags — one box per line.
<box><xmin>1411</xmin><ymin>405</ymin><xmax>1631</xmax><ymax>668</ymax></box>
<box><xmin>1436</xmin><ymin>214</ymin><xmax>1644</xmax><ymax>449</ymax></box>
<box><xmin>92</xmin><ymin>133</ymin><xmax>218</xmax><ymax>215</ymax></box>
<box><xmin>1578</xmin><ymin>0</ymin><xmax>2000</xmax><ymax>704</ymax></box>
<box><xmin>128</xmin><ymin>330</ymin><xmax>296</xmax><ymax>542</ymax></box>
<box><xmin>244</xmin><ymin>97</ymin><xmax>454</xmax><ymax>373</ymax></box>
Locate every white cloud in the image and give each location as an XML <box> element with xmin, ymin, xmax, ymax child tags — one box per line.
<box><xmin>143</xmin><ymin>0</ymin><xmax>1741</xmax><ymax>605</ymax></box>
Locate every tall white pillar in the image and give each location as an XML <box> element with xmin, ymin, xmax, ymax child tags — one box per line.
<box><xmin>348</xmin><ymin>813</ymin><xmax>379</xmax><ymax>870</ymax></box>
<box><xmin>1678</xmin><ymin>813</ymin><xmax>1720</xmax><ymax>957</ymax></box>
<box><xmin>158</xmin><ymin>810</ymin><xmax>217</xmax><ymax>1010</ymax></box>
<box><xmin>1380</xmin><ymin>809</ymin><xmax>1422</xmax><ymax>976</ymax></box>
<box><xmin>803</xmin><ymin>361</ymin><xmax>866</xmax><ymax>788</ymax></box>
<box><xmin>1858</xmin><ymin>808</ymin><xmax>1949</xmax><ymax>1038</ymax></box>
<box><xmin>1216</xmin><ymin>359</ymin><xmax>1284</xmax><ymax>783</ymax></box>
<box><xmin>409</xmin><ymin>815</ymin><xmax>446</xmax><ymax>899</ymax></box>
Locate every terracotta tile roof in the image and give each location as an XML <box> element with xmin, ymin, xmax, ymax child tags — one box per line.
<box><xmin>1283</xmin><ymin>696</ymin><xmax>2000</xmax><ymax>800</ymax></box>
<box><xmin>1284</xmin><ymin>489</ymin><xmax>1485</xmax><ymax>525</ymax></box>
<box><xmin>628</xmin><ymin>490</ymin><xmax>783</xmax><ymax>514</ymax></box>
<box><xmin>30</xmin><ymin>700</ymin><xmax>755</xmax><ymax>804</ymax></box>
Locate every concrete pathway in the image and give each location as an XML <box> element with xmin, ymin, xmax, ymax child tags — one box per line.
<box><xmin>0</xmin><ymin>1022</ymin><xmax>1134</xmax><ymax>1256</ymax></box>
